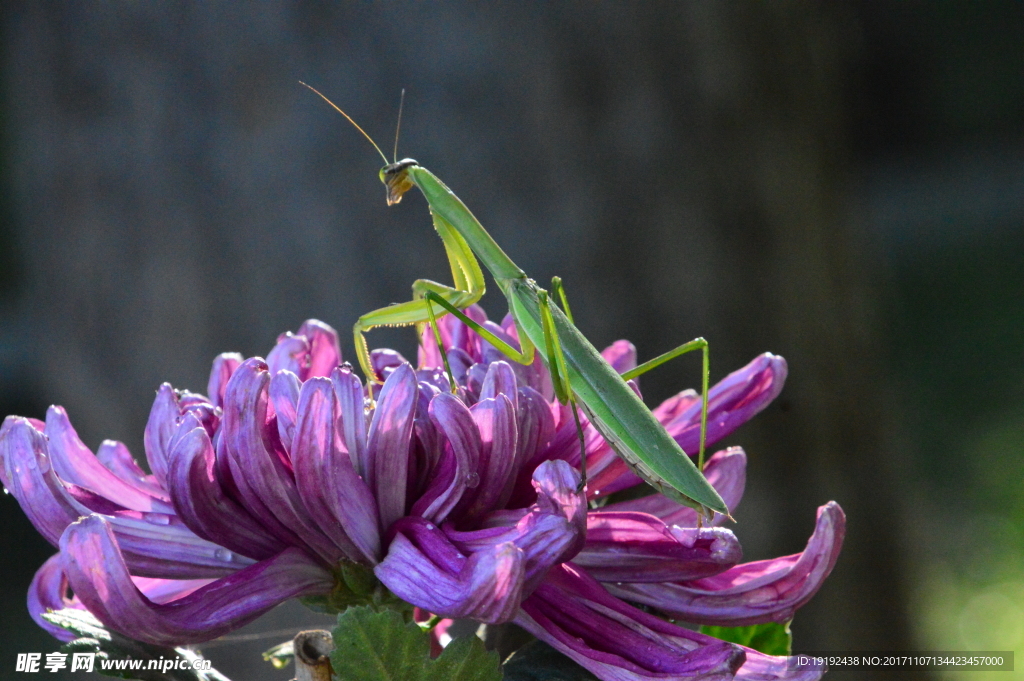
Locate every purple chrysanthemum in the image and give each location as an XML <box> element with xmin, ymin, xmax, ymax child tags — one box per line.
<box><xmin>1</xmin><ymin>311</ymin><xmax>843</xmax><ymax>680</ymax></box>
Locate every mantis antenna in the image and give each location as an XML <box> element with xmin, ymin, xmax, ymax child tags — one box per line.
<box><xmin>393</xmin><ymin>89</ymin><xmax>406</xmax><ymax>163</ymax></box>
<box><xmin>299</xmin><ymin>81</ymin><xmax>388</xmax><ymax>165</ymax></box>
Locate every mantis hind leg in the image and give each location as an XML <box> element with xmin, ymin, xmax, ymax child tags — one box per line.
<box><xmin>621</xmin><ymin>338</ymin><xmax>711</xmax><ymax>473</ymax></box>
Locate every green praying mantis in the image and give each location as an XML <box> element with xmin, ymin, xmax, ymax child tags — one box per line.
<box><xmin>304</xmin><ymin>84</ymin><xmax>728</xmax><ymax>519</ymax></box>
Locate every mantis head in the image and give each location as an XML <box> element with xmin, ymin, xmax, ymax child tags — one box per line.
<box><xmin>380</xmin><ymin>158</ymin><xmax>419</xmax><ymax>206</ymax></box>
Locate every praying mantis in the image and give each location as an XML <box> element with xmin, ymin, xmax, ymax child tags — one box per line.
<box><xmin>304</xmin><ymin>85</ymin><xmax>728</xmax><ymax>519</ymax></box>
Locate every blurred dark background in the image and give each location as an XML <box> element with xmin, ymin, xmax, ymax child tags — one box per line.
<box><xmin>2</xmin><ymin>3</ymin><xmax>1023</xmax><ymax>680</ymax></box>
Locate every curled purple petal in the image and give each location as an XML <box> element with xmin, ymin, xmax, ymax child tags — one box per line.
<box><xmin>409</xmin><ymin>441</ymin><xmax>461</xmax><ymax>523</ymax></box>
<box><xmin>208</xmin><ymin>352</ymin><xmax>243</xmax><ymax>409</ymax></box>
<box><xmin>29</xmin><ymin>552</ymin><xmax>233</xmax><ymax>645</ymax></box>
<box><xmin>370</xmin><ymin>348</ymin><xmax>409</xmax><ymax>384</ymax></box>
<box><xmin>2</xmin><ymin>416</ymin><xmax>88</xmax><ymax>545</ymax></box>
<box><xmin>505</xmin><ymin>386</ymin><xmax>557</xmax><ymax>508</ymax></box>
<box><xmin>456</xmin><ymin>394</ymin><xmax>518</xmax><ymax>523</ymax></box>
<box><xmin>375</xmin><ymin>518</ymin><xmax>523</xmax><ymax>623</ymax></box>
<box><xmin>60</xmin><ymin>515</ymin><xmax>333</xmax><ymax>646</ymax></box>
<box><xmin>464</xmin><ymin>363</ymin><xmax>488</xmax><ymax>402</ymax></box>
<box><xmin>167</xmin><ymin>417</ymin><xmax>286</xmax><ymax>561</ymax></box>
<box><xmin>516</xmin><ymin>563</ymin><xmax>745</xmax><ymax>681</ymax></box>
<box><xmin>422</xmin><ymin>391</ymin><xmax>480</xmax><ymax>524</ymax></box>
<box><xmin>292</xmin><ymin>377</ymin><xmax>381</xmax><ymax>564</ymax></box>
<box><xmin>663</xmin><ymin>353</ymin><xmax>788</xmax><ymax>455</ymax></box>
<box><xmin>531</xmin><ymin>460</ymin><xmax>587</xmax><ymax>545</ymax></box>
<box><xmin>28</xmin><ymin>553</ymin><xmax>83</xmax><ymax>641</ymax></box>
<box><xmin>98</xmin><ymin>510</ymin><xmax>257</xmax><ymax>579</ymax></box>
<box><xmin>267</xmin><ymin>332</ymin><xmax>310</xmax><ymax>378</ymax></box>
<box><xmin>45</xmin><ymin>406</ymin><xmax>173</xmax><ymax>514</ymax></box>
<box><xmin>143</xmin><ymin>384</ymin><xmax>181</xmax><ymax>488</ymax></box>
<box><xmin>607</xmin><ymin>502</ymin><xmax>845</xmax><ymax>627</ymax></box>
<box><xmin>576</xmin><ymin>512</ymin><xmax>741</xmax><ymax>583</ymax></box>
<box><xmin>0</xmin><ymin>414</ymin><xmax>20</xmax><ymax>490</ymax></box>
<box><xmin>332</xmin><ymin>364</ymin><xmax>369</xmax><ymax>477</ymax></box>
<box><xmin>269</xmin><ymin>370</ymin><xmax>302</xmax><ymax>453</ymax></box>
<box><xmin>366</xmin><ymin>363</ymin><xmax>418</xmax><ymax>530</ymax></box>
<box><xmin>478</xmin><ymin>360</ymin><xmax>518</xmax><ymax>409</ymax></box>
<box><xmin>296</xmin><ymin>319</ymin><xmax>342</xmax><ymax>379</ymax></box>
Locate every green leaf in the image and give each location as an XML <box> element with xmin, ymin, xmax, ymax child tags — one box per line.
<box><xmin>330</xmin><ymin>606</ymin><xmax>502</xmax><ymax>681</ymax></box>
<box><xmin>42</xmin><ymin>608</ymin><xmax>230</xmax><ymax>681</ymax></box>
<box><xmin>426</xmin><ymin>635</ymin><xmax>503</xmax><ymax>681</ymax></box>
<box><xmin>699</xmin><ymin>621</ymin><xmax>792</xmax><ymax>656</ymax></box>
<box><xmin>502</xmin><ymin>641</ymin><xmax>598</xmax><ymax>681</ymax></box>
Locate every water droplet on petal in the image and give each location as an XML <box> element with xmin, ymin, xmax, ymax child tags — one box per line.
<box><xmin>2</xmin><ymin>487</ymin><xmax>8</xmax><ymax>495</ymax></box>
<box><xmin>144</xmin><ymin>513</ymin><xmax>172</xmax><ymax>525</ymax></box>
<box><xmin>215</xmin><ymin>548</ymin><xmax>234</xmax><ymax>562</ymax></box>
<box><xmin>425</xmin><ymin>523</ymin><xmax>435</xmax><ymax>531</ymax></box>
<box><xmin>27</xmin><ymin>454</ymin><xmax>43</xmax><ymax>472</ymax></box>
<box><xmin>465</xmin><ymin>472</ymin><xmax>480</xmax><ymax>488</ymax></box>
